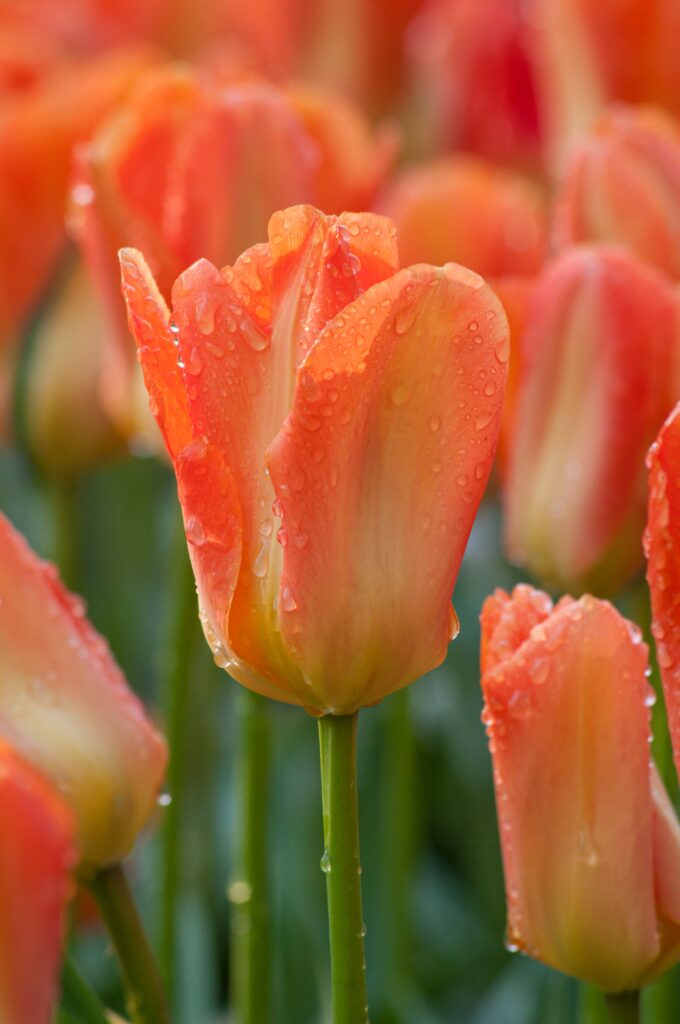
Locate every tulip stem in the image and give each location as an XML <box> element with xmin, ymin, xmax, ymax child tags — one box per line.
<box><xmin>60</xmin><ymin>958</ymin><xmax>110</xmax><ymax>1024</ymax></box>
<box><xmin>318</xmin><ymin>712</ymin><xmax>369</xmax><ymax>1024</ymax></box>
<box><xmin>230</xmin><ymin>688</ymin><xmax>272</xmax><ymax>1024</ymax></box>
<box><xmin>90</xmin><ymin>864</ymin><xmax>169</xmax><ymax>1024</ymax></box>
<box><xmin>160</xmin><ymin>515</ymin><xmax>199</xmax><ymax>1005</ymax></box>
<box><xmin>52</xmin><ymin>479</ymin><xmax>79</xmax><ymax>590</ymax></box>
<box><xmin>604</xmin><ymin>991</ymin><xmax>640</xmax><ymax>1024</ymax></box>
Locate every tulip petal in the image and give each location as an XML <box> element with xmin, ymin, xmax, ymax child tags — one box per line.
<box><xmin>0</xmin><ymin>741</ymin><xmax>75</xmax><ymax>1024</ymax></box>
<box><xmin>643</xmin><ymin>765</ymin><xmax>680</xmax><ymax>983</ymax></box>
<box><xmin>646</xmin><ymin>402</ymin><xmax>680</xmax><ymax>777</ymax></box>
<box><xmin>268</xmin><ymin>263</ymin><xmax>508</xmax><ymax>712</ymax></box>
<box><xmin>0</xmin><ymin>513</ymin><xmax>167</xmax><ymax>868</ymax></box>
<box><xmin>480</xmin><ymin>583</ymin><xmax>554</xmax><ymax>675</ymax></box>
<box><xmin>481</xmin><ymin>591</ymin><xmax>659</xmax><ymax>991</ymax></box>
<box><xmin>120</xmin><ymin>246</ymin><xmax>192</xmax><ymax>456</ymax></box>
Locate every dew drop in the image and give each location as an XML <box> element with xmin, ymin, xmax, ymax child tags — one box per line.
<box><xmin>185</xmin><ymin>515</ymin><xmax>206</xmax><ymax>546</ymax></box>
<box><xmin>186</xmin><ymin>347</ymin><xmax>203</xmax><ymax>376</ymax></box>
<box><xmin>391</xmin><ymin>383</ymin><xmax>409</xmax><ymax>406</ymax></box>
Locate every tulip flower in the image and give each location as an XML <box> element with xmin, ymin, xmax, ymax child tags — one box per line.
<box><xmin>554</xmin><ymin>105</ymin><xmax>680</xmax><ymax>279</ymax></box>
<box><xmin>24</xmin><ymin>259</ymin><xmax>124</xmax><ymax>479</ymax></box>
<box><xmin>121</xmin><ymin>204</ymin><xmax>508</xmax><ymax>714</ymax></box>
<box><xmin>123</xmin><ymin>202</ymin><xmax>508</xmax><ymax>1022</ymax></box>
<box><xmin>646</xmin><ymin>402</ymin><xmax>680</xmax><ymax>777</ymax></box>
<box><xmin>406</xmin><ymin>0</ymin><xmax>541</xmax><ymax>166</ymax></box>
<box><xmin>528</xmin><ymin>0</ymin><xmax>680</xmax><ymax>174</ymax></box>
<box><xmin>0</xmin><ymin>511</ymin><xmax>167</xmax><ymax>870</ymax></box>
<box><xmin>504</xmin><ymin>244</ymin><xmax>679</xmax><ymax>594</ymax></box>
<box><xmin>0</xmin><ymin>739</ymin><xmax>76</xmax><ymax>1024</ymax></box>
<box><xmin>481</xmin><ymin>585</ymin><xmax>680</xmax><ymax>993</ymax></box>
<box><xmin>379</xmin><ymin>156</ymin><xmax>547</xmax><ymax>279</ymax></box>
<box><xmin>72</xmin><ymin>68</ymin><xmax>396</xmax><ymax>446</ymax></box>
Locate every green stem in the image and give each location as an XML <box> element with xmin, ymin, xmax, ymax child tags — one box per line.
<box><xmin>159</xmin><ymin>516</ymin><xmax>199</xmax><ymax>1004</ymax></box>
<box><xmin>60</xmin><ymin>958</ymin><xmax>110</xmax><ymax>1024</ymax></box>
<box><xmin>318</xmin><ymin>712</ymin><xmax>369</xmax><ymax>1024</ymax></box>
<box><xmin>604</xmin><ymin>991</ymin><xmax>640</xmax><ymax>1024</ymax></box>
<box><xmin>89</xmin><ymin>864</ymin><xmax>169</xmax><ymax>1024</ymax></box>
<box><xmin>380</xmin><ymin>688</ymin><xmax>416</xmax><ymax>1014</ymax></box>
<box><xmin>52</xmin><ymin>479</ymin><xmax>79</xmax><ymax>590</ymax></box>
<box><xmin>229</xmin><ymin>688</ymin><xmax>272</xmax><ymax>1024</ymax></box>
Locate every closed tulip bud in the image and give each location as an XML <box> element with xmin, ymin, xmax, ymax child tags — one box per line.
<box><xmin>0</xmin><ymin>513</ymin><xmax>167</xmax><ymax>870</ymax></box>
<box><xmin>121</xmin><ymin>205</ymin><xmax>509</xmax><ymax>714</ymax></box>
<box><xmin>505</xmin><ymin>245</ymin><xmax>679</xmax><ymax>594</ymax></box>
<box><xmin>481</xmin><ymin>585</ymin><xmax>680</xmax><ymax>992</ymax></box>
<box><xmin>24</xmin><ymin>259</ymin><xmax>124</xmax><ymax>480</ymax></box>
<box><xmin>555</xmin><ymin>105</ymin><xmax>680</xmax><ymax>279</ymax></box>
<box><xmin>0</xmin><ymin>740</ymin><xmax>76</xmax><ymax>1024</ymax></box>
<box><xmin>646</xmin><ymin>403</ymin><xmax>680</xmax><ymax>777</ymax></box>
<box><xmin>379</xmin><ymin>156</ymin><xmax>547</xmax><ymax>279</ymax></box>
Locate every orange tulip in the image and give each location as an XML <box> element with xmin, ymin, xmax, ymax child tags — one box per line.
<box><xmin>72</xmin><ymin>67</ymin><xmax>396</xmax><ymax>445</ymax></box>
<box><xmin>529</xmin><ymin>0</ymin><xmax>680</xmax><ymax>172</ymax></box>
<box><xmin>554</xmin><ymin>105</ymin><xmax>680</xmax><ymax>279</ymax></box>
<box><xmin>0</xmin><ymin>740</ymin><xmax>75</xmax><ymax>1024</ymax></box>
<box><xmin>504</xmin><ymin>245</ymin><xmax>679</xmax><ymax>593</ymax></box>
<box><xmin>379</xmin><ymin>156</ymin><xmax>547</xmax><ymax>280</ymax></box>
<box><xmin>121</xmin><ymin>205</ymin><xmax>508</xmax><ymax>714</ymax></box>
<box><xmin>406</xmin><ymin>0</ymin><xmax>541</xmax><ymax>166</ymax></box>
<box><xmin>481</xmin><ymin>585</ymin><xmax>680</xmax><ymax>991</ymax></box>
<box><xmin>0</xmin><ymin>512</ymin><xmax>167</xmax><ymax>869</ymax></box>
<box><xmin>646</xmin><ymin>402</ymin><xmax>680</xmax><ymax>778</ymax></box>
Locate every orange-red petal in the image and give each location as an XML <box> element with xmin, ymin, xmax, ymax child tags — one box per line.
<box><xmin>646</xmin><ymin>402</ymin><xmax>680</xmax><ymax>778</ymax></box>
<box><xmin>0</xmin><ymin>512</ymin><xmax>167</xmax><ymax>868</ymax></box>
<box><xmin>0</xmin><ymin>740</ymin><xmax>75</xmax><ymax>1024</ymax></box>
<box><xmin>268</xmin><ymin>262</ymin><xmax>508</xmax><ymax>712</ymax></box>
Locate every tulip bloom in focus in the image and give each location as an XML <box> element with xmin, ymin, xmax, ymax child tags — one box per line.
<box><xmin>121</xmin><ymin>205</ymin><xmax>509</xmax><ymax>714</ymax></box>
<box><xmin>555</xmin><ymin>105</ymin><xmax>680</xmax><ymax>279</ymax></box>
<box><xmin>646</xmin><ymin>402</ymin><xmax>680</xmax><ymax>777</ymax></box>
<box><xmin>0</xmin><ymin>512</ymin><xmax>167</xmax><ymax>869</ymax></box>
<box><xmin>481</xmin><ymin>585</ymin><xmax>680</xmax><ymax>991</ymax></box>
<box><xmin>0</xmin><ymin>740</ymin><xmax>76</xmax><ymax>1024</ymax></box>
<box><xmin>72</xmin><ymin>68</ymin><xmax>395</xmax><ymax>446</ymax></box>
<box><xmin>505</xmin><ymin>245</ymin><xmax>678</xmax><ymax>594</ymax></box>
